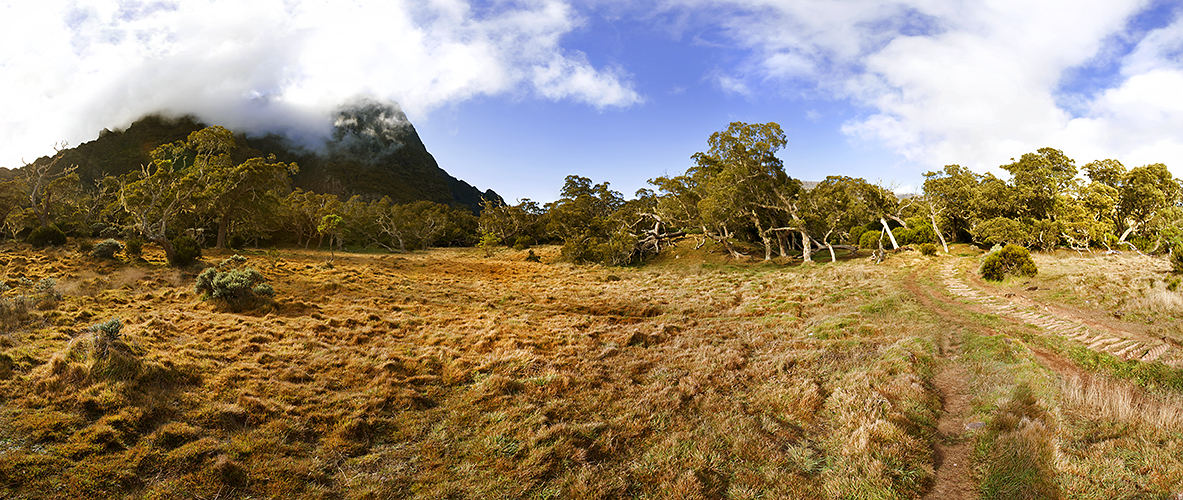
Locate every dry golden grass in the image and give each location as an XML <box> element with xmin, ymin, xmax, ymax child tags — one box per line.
<box><xmin>0</xmin><ymin>241</ymin><xmax>947</xmax><ymax>499</ymax></box>
<box><xmin>3</xmin><ymin>241</ymin><xmax>1183</xmax><ymax>499</ymax></box>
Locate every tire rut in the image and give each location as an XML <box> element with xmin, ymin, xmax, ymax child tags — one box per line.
<box><xmin>939</xmin><ymin>262</ymin><xmax>1183</xmax><ymax>368</ymax></box>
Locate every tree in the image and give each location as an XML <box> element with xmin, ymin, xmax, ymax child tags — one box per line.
<box><xmin>22</xmin><ymin>144</ymin><xmax>79</xmax><ymax>229</ymax></box>
<box><xmin>1002</xmin><ymin>147</ymin><xmax>1078</xmax><ymax>222</ymax></box>
<box><xmin>804</xmin><ymin>176</ymin><xmax>867</xmax><ymax>262</ymax></box>
<box><xmin>547</xmin><ymin>175</ymin><xmax>626</xmax><ymax>261</ymax></box>
<box><xmin>317</xmin><ymin>214</ymin><xmax>343</xmax><ymax>261</ymax></box>
<box><xmin>478</xmin><ymin>198</ymin><xmax>545</xmax><ymax>247</ymax></box>
<box><xmin>690</xmin><ymin>122</ymin><xmax>794</xmax><ymax>260</ymax></box>
<box><xmin>0</xmin><ymin>180</ymin><xmax>25</xmax><ymax>240</ymax></box>
<box><xmin>117</xmin><ymin>142</ymin><xmax>204</xmax><ymax>265</ymax></box>
<box><xmin>923</xmin><ymin>164</ymin><xmax>979</xmax><ymax>244</ymax></box>
<box><xmin>283</xmin><ymin>189</ymin><xmax>340</xmax><ymax>248</ymax></box>
<box><xmin>1118</xmin><ymin>163</ymin><xmax>1181</xmax><ymax>247</ymax></box>
<box><xmin>181</xmin><ymin>127</ymin><xmax>297</xmax><ymax>248</ymax></box>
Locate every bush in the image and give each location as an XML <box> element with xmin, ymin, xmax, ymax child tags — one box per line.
<box><xmin>859</xmin><ymin>229</ymin><xmax>882</xmax><ymax>250</ymax></box>
<box><xmin>89</xmin><ymin>222</ymin><xmax>107</xmax><ymax>237</ymax></box>
<box><xmin>125</xmin><ymin>238</ymin><xmax>144</xmax><ymax>259</ymax></box>
<box><xmin>170</xmin><ymin>236</ymin><xmax>202</xmax><ymax>266</ymax></box>
<box><xmin>228</xmin><ymin>234</ymin><xmax>247</xmax><ymax>250</ymax></box>
<box><xmin>919</xmin><ymin>243</ymin><xmax>937</xmax><ymax>256</ymax></box>
<box><xmin>849</xmin><ymin>226</ymin><xmax>866</xmax><ymax>246</ymax></box>
<box><xmin>513</xmin><ymin>236</ymin><xmax>533</xmax><ymax>250</ymax></box>
<box><xmin>194</xmin><ymin>255</ymin><xmax>275</xmax><ymax>312</ymax></box>
<box><xmin>27</xmin><ymin>225</ymin><xmax>67</xmax><ymax>247</ymax></box>
<box><xmin>92</xmin><ymin>239</ymin><xmax>123</xmax><ymax>259</ymax></box>
<box><xmin>980</xmin><ymin>244</ymin><xmax>1038</xmax><ymax>281</ymax></box>
<box><xmin>1171</xmin><ymin>246</ymin><xmax>1183</xmax><ymax>274</ymax></box>
<box><xmin>77</xmin><ymin>239</ymin><xmax>94</xmax><ymax>254</ymax></box>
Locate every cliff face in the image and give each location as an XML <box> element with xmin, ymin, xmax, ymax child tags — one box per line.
<box><xmin>22</xmin><ymin>100</ymin><xmax>500</xmax><ymax>213</ymax></box>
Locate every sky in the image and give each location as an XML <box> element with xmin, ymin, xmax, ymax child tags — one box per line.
<box><xmin>3</xmin><ymin>0</ymin><xmax>1183</xmax><ymax>203</ymax></box>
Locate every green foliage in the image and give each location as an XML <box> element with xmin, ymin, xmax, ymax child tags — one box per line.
<box><xmin>477</xmin><ymin>231</ymin><xmax>501</xmax><ymax>257</ymax></box>
<box><xmin>525</xmin><ymin>250</ymin><xmax>541</xmax><ymax>263</ymax></box>
<box><xmin>228</xmin><ymin>234</ymin><xmax>246</xmax><ymax>250</ymax></box>
<box><xmin>77</xmin><ymin>239</ymin><xmax>94</xmax><ymax>254</ymax></box>
<box><xmin>972</xmin><ymin>217</ymin><xmax>1029</xmax><ymax>248</ymax></box>
<box><xmin>27</xmin><ymin>224</ymin><xmax>67</xmax><ymax>247</ymax></box>
<box><xmin>980</xmin><ymin>244</ymin><xmax>1038</xmax><ymax>282</ymax></box>
<box><xmin>194</xmin><ymin>255</ymin><xmax>275</xmax><ymax>312</ymax></box>
<box><xmin>858</xmin><ymin>229</ymin><xmax>881</xmax><ymax>249</ymax></box>
<box><xmin>848</xmin><ymin>225</ymin><xmax>866</xmax><ymax>245</ymax></box>
<box><xmin>918</xmin><ymin>243</ymin><xmax>937</xmax><ymax>256</ymax></box>
<box><xmin>91</xmin><ymin>239</ymin><xmax>123</xmax><ymax>259</ymax></box>
<box><xmin>124</xmin><ymin>237</ymin><xmax>144</xmax><ymax>259</ymax></box>
<box><xmin>170</xmin><ymin>236</ymin><xmax>202</xmax><ymax>266</ymax></box>
<box><xmin>512</xmin><ymin>236</ymin><xmax>533</xmax><ymax>250</ymax></box>
<box><xmin>1171</xmin><ymin>246</ymin><xmax>1183</xmax><ymax>274</ymax></box>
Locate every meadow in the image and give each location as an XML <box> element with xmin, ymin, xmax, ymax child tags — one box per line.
<box><xmin>1</xmin><ymin>240</ymin><xmax>1182</xmax><ymax>499</ymax></box>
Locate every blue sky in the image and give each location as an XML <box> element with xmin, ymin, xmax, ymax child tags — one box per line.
<box><xmin>3</xmin><ymin>0</ymin><xmax>1183</xmax><ymax>203</ymax></box>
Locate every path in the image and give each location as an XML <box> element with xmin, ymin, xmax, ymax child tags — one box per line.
<box><xmin>940</xmin><ymin>262</ymin><xmax>1183</xmax><ymax>367</ymax></box>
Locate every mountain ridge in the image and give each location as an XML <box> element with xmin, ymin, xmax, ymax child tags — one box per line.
<box><xmin>15</xmin><ymin>101</ymin><xmax>500</xmax><ymax>213</ymax></box>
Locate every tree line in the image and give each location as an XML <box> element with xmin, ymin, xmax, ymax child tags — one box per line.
<box><xmin>2</xmin><ymin>122</ymin><xmax>1181</xmax><ymax>266</ymax></box>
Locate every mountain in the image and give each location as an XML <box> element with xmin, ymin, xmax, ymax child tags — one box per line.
<box><xmin>27</xmin><ymin>99</ymin><xmax>500</xmax><ymax>213</ymax></box>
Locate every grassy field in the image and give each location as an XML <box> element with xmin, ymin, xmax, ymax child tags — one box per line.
<box><xmin>1</xmin><ymin>241</ymin><xmax>1182</xmax><ymax>499</ymax></box>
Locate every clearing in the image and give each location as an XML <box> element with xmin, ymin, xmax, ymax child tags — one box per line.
<box><xmin>1</xmin><ymin>242</ymin><xmax>1182</xmax><ymax>499</ymax></box>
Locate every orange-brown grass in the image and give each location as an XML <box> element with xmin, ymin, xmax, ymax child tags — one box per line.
<box><xmin>0</xmin><ymin>241</ymin><xmax>945</xmax><ymax>499</ymax></box>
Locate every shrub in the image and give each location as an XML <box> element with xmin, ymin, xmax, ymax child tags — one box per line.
<box><xmin>77</xmin><ymin>239</ymin><xmax>94</xmax><ymax>254</ymax></box>
<box><xmin>849</xmin><ymin>226</ymin><xmax>866</xmax><ymax>246</ymax></box>
<box><xmin>194</xmin><ymin>255</ymin><xmax>275</xmax><ymax>312</ymax></box>
<box><xmin>858</xmin><ymin>229</ymin><xmax>882</xmax><ymax>250</ymax></box>
<box><xmin>89</xmin><ymin>222</ymin><xmax>107</xmax><ymax>237</ymax></box>
<box><xmin>125</xmin><ymin>238</ymin><xmax>144</xmax><ymax>259</ymax></box>
<box><xmin>477</xmin><ymin>232</ymin><xmax>501</xmax><ymax>257</ymax></box>
<box><xmin>27</xmin><ymin>225</ymin><xmax>67</xmax><ymax>247</ymax></box>
<box><xmin>513</xmin><ymin>236</ymin><xmax>533</xmax><ymax>250</ymax></box>
<box><xmin>170</xmin><ymin>236</ymin><xmax>202</xmax><ymax>266</ymax></box>
<box><xmin>525</xmin><ymin>250</ymin><xmax>541</xmax><ymax>263</ymax></box>
<box><xmin>919</xmin><ymin>243</ymin><xmax>937</xmax><ymax>256</ymax></box>
<box><xmin>1171</xmin><ymin>246</ymin><xmax>1183</xmax><ymax>274</ymax></box>
<box><xmin>91</xmin><ymin>239</ymin><xmax>123</xmax><ymax>259</ymax></box>
<box><xmin>980</xmin><ymin>244</ymin><xmax>1038</xmax><ymax>281</ymax></box>
<box><xmin>228</xmin><ymin>234</ymin><xmax>247</xmax><ymax>250</ymax></box>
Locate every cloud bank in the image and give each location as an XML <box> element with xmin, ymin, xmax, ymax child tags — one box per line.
<box><xmin>676</xmin><ymin>0</ymin><xmax>1183</xmax><ymax>175</ymax></box>
<box><xmin>0</xmin><ymin>0</ymin><xmax>642</xmax><ymax>167</ymax></box>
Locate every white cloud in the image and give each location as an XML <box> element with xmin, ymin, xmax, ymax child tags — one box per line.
<box><xmin>669</xmin><ymin>0</ymin><xmax>1183</xmax><ymax>177</ymax></box>
<box><xmin>0</xmin><ymin>0</ymin><xmax>641</xmax><ymax>167</ymax></box>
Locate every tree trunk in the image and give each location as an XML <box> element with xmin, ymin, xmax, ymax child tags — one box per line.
<box><xmin>880</xmin><ymin>218</ymin><xmax>900</xmax><ymax>249</ymax></box>
<box><xmin>153</xmin><ymin>235</ymin><xmax>177</xmax><ymax>265</ymax></box>
<box><xmin>799</xmin><ymin>229</ymin><xmax>812</xmax><ymax>262</ymax></box>
<box><xmin>822</xmin><ymin>230</ymin><xmax>837</xmax><ymax>262</ymax></box>
<box><xmin>929</xmin><ymin>212</ymin><xmax>949</xmax><ymax>253</ymax></box>
<box><xmin>216</xmin><ymin>212</ymin><xmax>231</xmax><ymax>248</ymax></box>
<box><xmin>776</xmin><ymin>231</ymin><xmax>788</xmax><ymax>257</ymax></box>
<box><xmin>1119</xmin><ymin>222</ymin><xmax>1137</xmax><ymax>242</ymax></box>
<box><xmin>750</xmin><ymin>212</ymin><xmax>773</xmax><ymax>261</ymax></box>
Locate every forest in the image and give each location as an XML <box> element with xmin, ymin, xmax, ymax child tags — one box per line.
<box><xmin>2</xmin><ymin>121</ymin><xmax>1180</xmax><ymax>268</ymax></box>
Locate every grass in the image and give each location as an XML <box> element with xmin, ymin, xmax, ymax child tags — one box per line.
<box><xmin>1</xmin><ymin>240</ymin><xmax>1182</xmax><ymax>498</ymax></box>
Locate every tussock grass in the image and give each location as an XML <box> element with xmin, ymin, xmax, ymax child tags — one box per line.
<box><xmin>1061</xmin><ymin>374</ymin><xmax>1183</xmax><ymax>432</ymax></box>
<box><xmin>0</xmin><ymin>242</ymin><xmax>954</xmax><ymax>499</ymax></box>
<box><xmin>976</xmin><ymin>384</ymin><xmax>1061</xmax><ymax>500</ymax></box>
